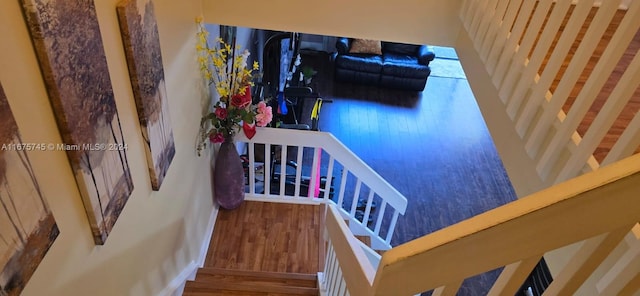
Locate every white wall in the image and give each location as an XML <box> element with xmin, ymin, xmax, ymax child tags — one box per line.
<box><xmin>0</xmin><ymin>0</ymin><xmax>214</xmax><ymax>295</ymax></box>
<box><xmin>202</xmin><ymin>0</ymin><xmax>464</xmax><ymax>47</ymax></box>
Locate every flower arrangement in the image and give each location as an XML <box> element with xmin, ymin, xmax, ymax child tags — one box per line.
<box><xmin>196</xmin><ymin>18</ymin><xmax>272</xmax><ymax>155</ymax></box>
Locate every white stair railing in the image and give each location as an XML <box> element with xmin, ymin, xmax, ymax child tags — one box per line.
<box><xmin>459</xmin><ymin>0</ymin><xmax>640</xmax><ymax>294</ymax></box>
<box><xmin>461</xmin><ymin>0</ymin><xmax>640</xmax><ymax>183</ymax></box>
<box><xmin>371</xmin><ymin>154</ymin><xmax>640</xmax><ymax>295</ymax></box>
<box><xmin>235</xmin><ymin>127</ymin><xmax>408</xmax><ymax>250</ymax></box>
<box><xmin>319</xmin><ymin>204</ymin><xmax>375</xmax><ymax>296</ymax></box>
<box><xmin>316</xmin><ymin>150</ymin><xmax>640</xmax><ymax>296</ymax></box>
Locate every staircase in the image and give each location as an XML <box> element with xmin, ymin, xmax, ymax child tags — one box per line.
<box><xmin>182</xmin><ymin>268</ymin><xmax>319</xmax><ymax>295</ymax></box>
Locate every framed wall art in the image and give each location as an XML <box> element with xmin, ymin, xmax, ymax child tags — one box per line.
<box><xmin>117</xmin><ymin>0</ymin><xmax>175</xmax><ymax>191</ymax></box>
<box><xmin>0</xmin><ymin>82</ymin><xmax>59</xmax><ymax>295</ymax></box>
<box><xmin>20</xmin><ymin>0</ymin><xmax>134</xmax><ymax>245</ymax></box>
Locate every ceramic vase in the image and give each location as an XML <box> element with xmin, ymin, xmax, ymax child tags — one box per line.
<box><xmin>213</xmin><ymin>137</ymin><xmax>245</xmax><ymax>209</ymax></box>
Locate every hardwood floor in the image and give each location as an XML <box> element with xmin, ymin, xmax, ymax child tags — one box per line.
<box><xmin>301</xmin><ymin>51</ymin><xmax>517</xmax><ymax>295</ymax></box>
<box><xmin>204</xmin><ymin>201</ymin><xmax>322</xmax><ymax>275</ymax></box>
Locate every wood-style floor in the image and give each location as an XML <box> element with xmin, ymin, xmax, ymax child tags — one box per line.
<box><xmin>204</xmin><ymin>201</ymin><xmax>322</xmax><ymax>275</ymax></box>
<box><xmin>302</xmin><ymin>51</ymin><xmax>516</xmax><ymax>295</ymax></box>
<box><xmin>204</xmin><ymin>51</ymin><xmax>512</xmax><ymax>294</ymax></box>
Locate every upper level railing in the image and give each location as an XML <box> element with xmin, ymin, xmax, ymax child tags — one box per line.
<box><xmin>235</xmin><ymin>127</ymin><xmax>408</xmax><ymax>250</ymax></box>
<box><xmin>319</xmin><ymin>153</ymin><xmax>640</xmax><ymax>295</ymax></box>
<box><xmin>463</xmin><ymin>0</ymin><xmax>640</xmax><ymax>184</ymax></box>
<box><xmin>458</xmin><ymin>0</ymin><xmax>640</xmax><ymax>294</ymax></box>
<box><xmin>312</xmin><ymin>0</ymin><xmax>640</xmax><ymax>294</ymax></box>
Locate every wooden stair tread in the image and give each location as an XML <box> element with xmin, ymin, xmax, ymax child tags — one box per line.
<box><xmin>196</xmin><ymin>267</ymin><xmax>317</xmax><ymax>282</ymax></box>
<box><xmin>183</xmin><ymin>291</ymin><xmax>309</xmax><ymax>296</ymax></box>
<box><xmin>184</xmin><ymin>268</ymin><xmax>318</xmax><ymax>295</ymax></box>
<box><xmin>183</xmin><ymin>281</ymin><xmax>318</xmax><ymax>295</ymax></box>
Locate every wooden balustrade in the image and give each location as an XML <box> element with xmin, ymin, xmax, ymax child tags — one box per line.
<box><xmin>454</xmin><ymin>0</ymin><xmax>640</xmax><ymax>295</ymax></box>
<box><xmin>320</xmin><ymin>205</ymin><xmax>375</xmax><ymax>296</ymax></box>
<box><xmin>370</xmin><ymin>153</ymin><xmax>640</xmax><ymax>295</ymax></box>
<box><xmin>235</xmin><ymin>127</ymin><xmax>408</xmax><ymax>250</ymax></box>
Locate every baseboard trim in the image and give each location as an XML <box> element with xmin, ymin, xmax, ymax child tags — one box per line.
<box><xmin>159</xmin><ymin>261</ymin><xmax>199</xmax><ymax>296</ymax></box>
<box><xmin>161</xmin><ymin>206</ymin><xmax>219</xmax><ymax>296</ymax></box>
<box><xmin>195</xmin><ymin>205</ymin><xmax>219</xmax><ymax>269</ymax></box>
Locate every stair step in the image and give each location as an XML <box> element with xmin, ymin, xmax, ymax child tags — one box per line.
<box><xmin>183</xmin><ymin>268</ymin><xmax>318</xmax><ymax>295</ymax></box>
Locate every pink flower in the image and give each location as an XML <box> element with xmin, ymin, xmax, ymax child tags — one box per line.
<box><xmin>255</xmin><ymin>102</ymin><xmax>273</xmax><ymax>127</ymax></box>
<box><xmin>257</xmin><ymin>101</ymin><xmax>268</xmax><ymax>113</ymax></box>
<box><xmin>209</xmin><ymin>132</ymin><xmax>225</xmax><ymax>143</ymax></box>
<box><xmin>214</xmin><ymin>106</ymin><xmax>227</xmax><ymax>120</ymax></box>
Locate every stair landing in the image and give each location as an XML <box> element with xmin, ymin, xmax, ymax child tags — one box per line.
<box><xmin>204</xmin><ymin>201</ymin><xmax>322</xmax><ymax>274</ymax></box>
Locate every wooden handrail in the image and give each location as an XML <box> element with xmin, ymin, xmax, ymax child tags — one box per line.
<box><xmin>371</xmin><ymin>153</ymin><xmax>640</xmax><ymax>295</ymax></box>
<box><xmin>235</xmin><ymin>127</ymin><xmax>408</xmax><ymax>214</ymax></box>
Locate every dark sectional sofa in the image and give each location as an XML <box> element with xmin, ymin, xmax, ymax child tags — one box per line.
<box><xmin>333</xmin><ymin>38</ymin><xmax>436</xmax><ymax>91</ymax></box>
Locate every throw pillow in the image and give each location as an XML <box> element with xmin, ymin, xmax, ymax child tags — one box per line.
<box><xmin>349</xmin><ymin>39</ymin><xmax>382</xmax><ymax>55</ymax></box>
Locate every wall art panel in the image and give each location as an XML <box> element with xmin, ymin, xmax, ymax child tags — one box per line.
<box><xmin>20</xmin><ymin>0</ymin><xmax>134</xmax><ymax>245</ymax></box>
<box><xmin>0</xmin><ymin>82</ymin><xmax>59</xmax><ymax>295</ymax></box>
<box><xmin>117</xmin><ymin>0</ymin><xmax>175</xmax><ymax>191</ymax></box>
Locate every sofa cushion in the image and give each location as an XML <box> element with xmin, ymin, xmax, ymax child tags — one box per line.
<box><xmin>335</xmin><ymin>54</ymin><xmax>383</xmax><ymax>73</ymax></box>
<box><xmin>349</xmin><ymin>39</ymin><xmax>382</xmax><ymax>55</ymax></box>
<box><xmin>382</xmin><ymin>42</ymin><xmax>420</xmax><ymax>55</ymax></box>
<box><xmin>382</xmin><ymin>53</ymin><xmax>430</xmax><ymax>78</ymax></box>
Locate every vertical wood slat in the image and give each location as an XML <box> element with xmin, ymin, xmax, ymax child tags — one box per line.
<box><xmin>385</xmin><ymin>210</ymin><xmax>400</xmax><ymax>244</ymax></box>
<box><xmin>479</xmin><ymin>0</ymin><xmax>510</xmax><ymax>61</ymax></box>
<box><xmin>486</xmin><ymin>0</ymin><xmax>525</xmax><ymax>74</ymax></box>
<box><xmin>278</xmin><ymin>145</ymin><xmax>288</xmax><ymax>196</ymax></box>
<box><xmin>596</xmin><ymin>238</ymin><xmax>640</xmax><ymax>295</ymax></box>
<box><xmin>248</xmin><ymin>143</ymin><xmax>256</xmax><ymax>195</ymax></box>
<box><xmin>505</xmin><ymin>0</ymin><xmax>574</xmax><ymax>119</ymax></box>
<box><xmin>333</xmin><ymin>268</ymin><xmax>341</xmax><ymax>295</ymax></box>
<box><xmin>362</xmin><ymin>191</ymin><xmax>375</xmax><ymax>229</ymax></box>
<box><xmin>463</xmin><ymin>0</ymin><xmax>478</xmax><ymax>30</ymax></box>
<box><xmin>602</xmin><ymin>109</ymin><xmax>640</xmax><ymax>165</ymax></box>
<box><xmin>516</xmin><ymin>0</ymin><xmax>608</xmax><ymax>137</ymax></box>
<box><xmin>373</xmin><ymin>200</ymin><xmax>387</xmax><ymax>236</ymax></box>
<box><xmin>432</xmin><ymin>280</ymin><xmax>464</xmax><ymax>296</ymax></box>
<box><xmin>536</xmin><ymin>0</ymin><xmax>640</xmax><ymax>180</ymax></box>
<box><xmin>524</xmin><ymin>0</ymin><xmax>621</xmax><ymax>158</ymax></box>
<box><xmin>349</xmin><ymin>180</ymin><xmax>362</xmax><ymax>216</ymax></box>
<box><xmin>326</xmin><ymin>243</ymin><xmax>337</xmax><ymax>292</ymax></box>
<box><xmin>264</xmin><ymin>144</ymin><xmax>272</xmax><ymax>195</ymax></box>
<box><xmin>491</xmin><ymin>0</ymin><xmax>537</xmax><ymax>89</ymax></box>
<box><xmin>556</xmin><ymin>49</ymin><xmax>640</xmax><ymax>182</ymax></box>
<box><xmin>543</xmin><ymin>226</ymin><xmax>631</xmax><ymax>295</ymax></box>
<box><xmin>322</xmin><ymin>156</ymin><xmax>336</xmax><ymax>201</ymax></box>
<box><xmin>474</xmin><ymin>0</ymin><xmax>500</xmax><ymax>51</ymax></box>
<box><xmin>293</xmin><ymin>146</ymin><xmax>304</xmax><ymax>196</ymax></box>
<box><xmin>308</xmin><ymin>147</ymin><xmax>320</xmax><ymax>198</ymax></box>
<box><xmin>330</xmin><ymin>245</ymin><xmax>340</xmax><ymax>294</ymax></box>
<box><xmin>336</xmin><ymin>169</ymin><xmax>349</xmax><ymax>209</ymax></box>
<box><xmin>498</xmin><ymin>0</ymin><xmax>554</xmax><ymax>104</ymax></box>
<box><xmin>469</xmin><ymin>0</ymin><xmax>487</xmax><ymax>36</ymax></box>
<box><xmin>339</xmin><ymin>277</ymin><xmax>348</xmax><ymax>295</ymax></box>
<box><xmin>487</xmin><ymin>255</ymin><xmax>542</xmax><ymax>296</ymax></box>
